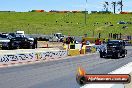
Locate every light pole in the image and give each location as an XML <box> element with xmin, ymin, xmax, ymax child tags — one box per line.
<box><xmin>28</xmin><ymin>24</ymin><xmax>30</xmax><ymax>34</ymax></box>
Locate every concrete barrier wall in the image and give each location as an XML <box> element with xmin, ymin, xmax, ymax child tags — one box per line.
<box><xmin>0</xmin><ymin>50</ymin><xmax>67</xmax><ymax>66</ymax></box>
<box><xmin>36</xmin><ymin>50</ymin><xmax>67</xmax><ymax>60</ymax></box>
<box><xmin>0</xmin><ymin>53</ymin><xmax>36</xmax><ymax>65</ymax></box>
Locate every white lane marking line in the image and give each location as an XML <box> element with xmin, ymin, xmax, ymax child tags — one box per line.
<box><xmin>80</xmin><ymin>62</ymin><xmax>132</xmax><ymax>88</ymax></box>
<box><xmin>109</xmin><ymin>62</ymin><xmax>132</xmax><ymax>74</ymax></box>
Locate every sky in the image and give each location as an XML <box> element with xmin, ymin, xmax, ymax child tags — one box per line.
<box><xmin>0</xmin><ymin>0</ymin><xmax>132</xmax><ymax>12</ymax></box>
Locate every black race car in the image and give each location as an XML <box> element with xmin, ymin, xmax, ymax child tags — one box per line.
<box><xmin>100</xmin><ymin>40</ymin><xmax>127</xmax><ymax>59</ymax></box>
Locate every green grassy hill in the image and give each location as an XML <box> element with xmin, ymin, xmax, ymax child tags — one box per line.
<box><xmin>0</xmin><ymin>12</ymin><xmax>132</xmax><ymax>38</ymax></box>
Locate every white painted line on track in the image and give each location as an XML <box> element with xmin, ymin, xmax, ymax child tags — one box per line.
<box><xmin>80</xmin><ymin>62</ymin><xmax>132</xmax><ymax>88</ymax></box>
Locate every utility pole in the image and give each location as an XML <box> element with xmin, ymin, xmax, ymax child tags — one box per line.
<box><xmin>117</xmin><ymin>0</ymin><xmax>123</xmax><ymax>13</ymax></box>
<box><xmin>121</xmin><ymin>0</ymin><xmax>123</xmax><ymax>12</ymax></box>
<box><xmin>84</xmin><ymin>0</ymin><xmax>87</xmax><ymax>25</ymax></box>
<box><xmin>111</xmin><ymin>1</ymin><xmax>116</xmax><ymax>14</ymax></box>
<box><xmin>114</xmin><ymin>2</ymin><xmax>116</xmax><ymax>14</ymax></box>
<box><xmin>85</xmin><ymin>8</ymin><xmax>87</xmax><ymax>25</ymax></box>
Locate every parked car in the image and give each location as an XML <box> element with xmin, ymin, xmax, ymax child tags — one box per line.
<box><xmin>0</xmin><ymin>37</ymin><xmax>10</xmax><ymax>49</ymax></box>
<box><xmin>118</xmin><ymin>21</ymin><xmax>127</xmax><ymax>24</ymax></box>
<box><xmin>0</xmin><ymin>32</ymin><xmax>35</xmax><ymax>50</ymax></box>
<box><xmin>0</xmin><ymin>33</ymin><xmax>10</xmax><ymax>49</ymax></box>
<box><xmin>10</xmin><ymin>37</ymin><xmax>34</xmax><ymax>49</ymax></box>
<box><xmin>49</xmin><ymin>33</ymin><xmax>64</xmax><ymax>42</ymax></box>
<box><xmin>123</xmin><ymin>39</ymin><xmax>132</xmax><ymax>46</ymax></box>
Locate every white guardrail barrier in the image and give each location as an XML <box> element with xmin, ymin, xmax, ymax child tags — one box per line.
<box><xmin>81</xmin><ymin>62</ymin><xmax>132</xmax><ymax>88</ymax></box>
<box><xmin>0</xmin><ymin>50</ymin><xmax>67</xmax><ymax>66</ymax></box>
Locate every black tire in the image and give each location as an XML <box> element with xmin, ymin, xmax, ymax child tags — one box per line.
<box><xmin>1</xmin><ymin>47</ymin><xmax>5</xmax><ymax>50</ymax></box>
<box><xmin>122</xmin><ymin>54</ymin><xmax>125</xmax><ymax>58</ymax></box>
<box><xmin>100</xmin><ymin>52</ymin><xmax>104</xmax><ymax>58</ymax></box>
<box><xmin>122</xmin><ymin>50</ymin><xmax>127</xmax><ymax>58</ymax></box>
<box><xmin>125</xmin><ymin>50</ymin><xmax>127</xmax><ymax>55</ymax></box>
<box><xmin>17</xmin><ymin>46</ymin><xmax>20</xmax><ymax>49</ymax></box>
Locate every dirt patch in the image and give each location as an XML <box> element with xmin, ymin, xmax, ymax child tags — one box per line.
<box><xmin>37</xmin><ymin>41</ymin><xmax>64</xmax><ymax>50</ymax></box>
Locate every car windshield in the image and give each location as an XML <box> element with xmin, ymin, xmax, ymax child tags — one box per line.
<box><xmin>12</xmin><ymin>37</ymin><xmax>27</xmax><ymax>41</ymax></box>
<box><xmin>56</xmin><ymin>34</ymin><xmax>62</xmax><ymax>38</ymax></box>
<box><xmin>107</xmin><ymin>41</ymin><xmax>120</xmax><ymax>46</ymax></box>
<box><xmin>9</xmin><ymin>33</ymin><xmax>24</xmax><ymax>38</ymax></box>
<box><xmin>0</xmin><ymin>34</ymin><xmax>7</xmax><ymax>38</ymax></box>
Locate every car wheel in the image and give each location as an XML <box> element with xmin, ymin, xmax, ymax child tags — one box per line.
<box><xmin>122</xmin><ymin>54</ymin><xmax>125</xmax><ymax>58</ymax></box>
<box><xmin>17</xmin><ymin>46</ymin><xmax>20</xmax><ymax>49</ymax></box>
<box><xmin>100</xmin><ymin>52</ymin><xmax>104</xmax><ymax>58</ymax></box>
<box><xmin>122</xmin><ymin>51</ymin><xmax>126</xmax><ymax>58</ymax></box>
